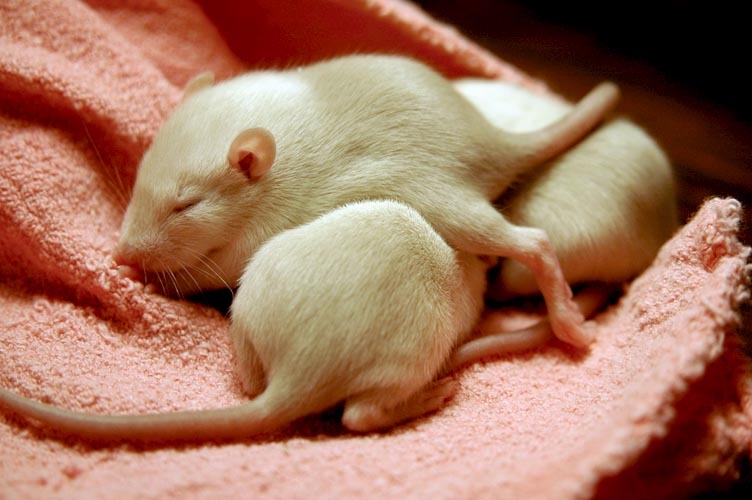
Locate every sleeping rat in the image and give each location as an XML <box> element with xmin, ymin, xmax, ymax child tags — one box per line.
<box><xmin>452</xmin><ymin>78</ymin><xmax>677</xmax><ymax>300</ymax></box>
<box><xmin>0</xmin><ymin>59</ymin><xmax>666</xmax><ymax>443</ymax></box>
<box><xmin>113</xmin><ymin>54</ymin><xmax>621</xmax><ymax>348</ymax></box>
<box><xmin>0</xmin><ymin>200</ymin><xmax>491</xmax><ymax>442</ymax></box>
<box><xmin>447</xmin><ymin>78</ymin><xmax>676</xmax><ymax>365</ymax></box>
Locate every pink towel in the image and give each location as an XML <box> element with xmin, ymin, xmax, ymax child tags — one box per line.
<box><xmin>1</xmin><ymin>1</ymin><xmax>750</xmax><ymax>498</ymax></box>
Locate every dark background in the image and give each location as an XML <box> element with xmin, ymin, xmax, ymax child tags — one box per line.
<box><xmin>418</xmin><ymin>0</ymin><xmax>750</xmax><ymax>118</ymax></box>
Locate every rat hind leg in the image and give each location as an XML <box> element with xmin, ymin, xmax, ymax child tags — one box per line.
<box><xmin>438</xmin><ymin>200</ymin><xmax>593</xmax><ymax>348</ymax></box>
<box><xmin>341</xmin><ymin>378</ymin><xmax>457</xmax><ymax>432</ymax></box>
<box><xmin>232</xmin><ymin>333</ymin><xmax>267</xmax><ymax>397</ymax></box>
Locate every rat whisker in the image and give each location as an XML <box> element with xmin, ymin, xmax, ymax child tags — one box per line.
<box><xmin>82</xmin><ymin>121</ymin><xmax>130</xmax><ymax>211</ymax></box>
<box><xmin>178</xmin><ymin>268</ymin><xmax>203</xmax><ymax>301</ymax></box>
<box><xmin>177</xmin><ymin>246</ymin><xmax>236</xmax><ymax>299</ymax></box>
<box><xmin>196</xmin><ymin>254</ymin><xmax>236</xmax><ymax>298</ymax></box>
<box><xmin>153</xmin><ymin>271</ymin><xmax>166</xmax><ymax>295</ymax></box>
<box><xmin>166</xmin><ymin>270</ymin><xmax>185</xmax><ymax>300</ymax></box>
<box><xmin>147</xmin><ymin>256</ymin><xmax>175</xmax><ymax>298</ymax></box>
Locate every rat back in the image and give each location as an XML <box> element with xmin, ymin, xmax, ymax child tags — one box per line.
<box><xmin>231</xmin><ymin>199</ymin><xmax>487</xmax><ymax>419</ymax></box>
<box><xmin>454</xmin><ymin>78</ymin><xmax>677</xmax><ymax>297</ymax></box>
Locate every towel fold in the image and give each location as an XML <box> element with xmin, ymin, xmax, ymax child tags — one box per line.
<box><xmin>1</xmin><ymin>1</ymin><xmax>749</xmax><ymax>498</ymax></box>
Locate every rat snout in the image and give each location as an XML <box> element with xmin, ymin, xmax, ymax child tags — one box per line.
<box><xmin>112</xmin><ymin>230</ymin><xmax>157</xmax><ymax>268</ymax></box>
<box><xmin>112</xmin><ymin>235</ymin><xmax>190</xmax><ymax>274</ymax></box>
<box><xmin>112</xmin><ymin>221</ymin><xmax>165</xmax><ymax>270</ymax></box>
<box><xmin>111</xmin><ymin>241</ymin><xmax>140</xmax><ymax>267</ymax></box>
<box><xmin>111</xmin><ymin>242</ymin><xmax>149</xmax><ymax>282</ymax></box>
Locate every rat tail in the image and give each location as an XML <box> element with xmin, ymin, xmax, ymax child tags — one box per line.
<box><xmin>512</xmin><ymin>82</ymin><xmax>620</xmax><ymax>165</ymax></box>
<box><xmin>0</xmin><ymin>385</ymin><xmax>300</xmax><ymax>444</ymax></box>
<box><xmin>489</xmin><ymin>82</ymin><xmax>620</xmax><ymax>196</ymax></box>
<box><xmin>449</xmin><ymin>283</ymin><xmax>618</xmax><ymax>370</ymax></box>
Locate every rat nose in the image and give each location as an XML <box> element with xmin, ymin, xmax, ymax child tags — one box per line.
<box><xmin>112</xmin><ymin>252</ymin><xmax>128</xmax><ymax>266</ymax></box>
<box><xmin>112</xmin><ymin>243</ymin><xmax>138</xmax><ymax>266</ymax></box>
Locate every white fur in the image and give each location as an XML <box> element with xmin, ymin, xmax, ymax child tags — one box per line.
<box><xmin>114</xmin><ymin>54</ymin><xmax>621</xmax><ymax>347</ymax></box>
<box><xmin>0</xmin><ymin>201</ymin><xmax>489</xmax><ymax>442</ymax></box>
<box><xmin>453</xmin><ymin>79</ymin><xmax>677</xmax><ymax>297</ymax></box>
<box><xmin>0</xmin><ymin>58</ymin><xmax>677</xmax><ymax>443</ymax></box>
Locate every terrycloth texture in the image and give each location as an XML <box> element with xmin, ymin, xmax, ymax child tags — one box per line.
<box><xmin>0</xmin><ymin>0</ymin><xmax>750</xmax><ymax>498</ymax></box>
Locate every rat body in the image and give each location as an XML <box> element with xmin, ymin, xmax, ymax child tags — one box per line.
<box><xmin>0</xmin><ymin>200</ymin><xmax>490</xmax><ymax>442</ymax></box>
<box><xmin>230</xmin><ymin>200</ymin><xmax>490</xmax><ymax>433</ymax></box>
<box><xmin>447</xmin><ymin>79</ymin><xmax>676</xmax><ymax>365</ymax></box>
<box><xmin>0</xmin><ymin>60</ymin><xmax>674</xmax><ymax>443</ymax></box>
<box><xmin>452</xmin><ymin>78</ymin><xmax>677</xmax><ymax>299</ymax></box>
<box><xmin>114</xmin><ymin>54</ymin><xmax>621</xmax><ymax>348</ymax></box>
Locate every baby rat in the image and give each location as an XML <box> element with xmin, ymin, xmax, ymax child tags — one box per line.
<box><xmin>443</xmin><ymin>79</ymin><xmax>676</xmax><ymax>364</ymax></box>
<box><xmin>452</xmin><ymin>78</ymin><xmax>677</xmax><ymax>300</ymax></box>
<box><xmin>0</xmin><ymin>200</ymin><xmax>491</xmax><ymax>442</ymax></box>
<box><xmin>113</xmin><ymin>54</ymin><xmax>621</xmax><ymax>348</ymax></box>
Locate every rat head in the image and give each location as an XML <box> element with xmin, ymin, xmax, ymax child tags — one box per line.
<box><xmin>114</xmin><ymin>73</ymin><xmax>276</xmax><ymax>288</ymax></box>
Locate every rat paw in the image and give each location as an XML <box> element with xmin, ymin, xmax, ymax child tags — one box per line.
<box><xmin>407</xmin><ymin>377</ymin><xmax>458</xmax><ymax>413</ymax></box>
<box><xmin>551</xmin><ymin>308</ymin><xmax>593</xmax><ymax>348</ymax></box>
<box><xmin>116</xmin><ymin>264</ymin><xmax>143</xmax><ymax>281</ymax></box>
<box><xmin>341</xmin><ymin>378</ymin><xmax>458</xmax><ymax>432</ymax></box>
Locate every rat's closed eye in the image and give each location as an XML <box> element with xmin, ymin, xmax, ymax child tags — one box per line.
<box><xmin>172</xmin><ymin>196</ymin><xmax>202</xmax><ymax>214</ymax></box>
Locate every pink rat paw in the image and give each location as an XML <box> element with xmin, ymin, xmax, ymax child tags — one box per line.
<box><xmin>342</xmin><ymin>377</ymin><xmax>458</xmax><ymax>432</ymax></box>
<box><xmin>116</xmin><ymin>263</ymin><xmax>147</xmax><ymax>284</ymax></box>
<box><xmin>115</xmin><ymin>263</ymin><xmax>163</xmax><ymax>295</ymax></box>
<box><xmin>551</xmin><ymin>307</ymin><xmax>593</xmax><ymax>348</ymax></box>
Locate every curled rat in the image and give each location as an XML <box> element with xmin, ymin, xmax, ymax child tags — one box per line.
<box><xmin>0</xmin><ymin>200</ymin><xmax>491</xmax><ymax>442</ymax></box>
<box><xmin>451</xmin><ymin>78</ymin><xmax>677</xmax><ymax>300</ymax></box>
<box><xmin>444</xmin><ymin>79</ymin><xmax>676</xmax><ymax>364</ymax></box>
<box><xmin>113</xmin><ymin>54</ymin><xmax>621</xmax><ymax>348</ymax></box>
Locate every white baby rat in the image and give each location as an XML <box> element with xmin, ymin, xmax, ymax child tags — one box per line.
<box><xmin>452</xmin><ymin>78</ymin><xmax>677</xmax><ymax>300</ymax></box>
<box><xmin>0</xmin><ymin>200</ymin><xmax>491</xmax><ymax>443</ymax></box>
<box><xmin>444</xmin><ymin>79</ymin><xmax>676</xmax><ymax>364</ymax></box>
<box><xmin>113</xmin><ymin>54</ymin><xmax>621</xmax><ymax>348</ymax></box>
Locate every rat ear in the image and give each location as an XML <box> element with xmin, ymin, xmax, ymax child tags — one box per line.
<box><xmin>181</xmin><ymin>71</ymin><xmax>215</xmax><ymax>100</ymax></box>
<box><xmin>228</xmin><ymin>127</ymin><xmax>277</xmax><ymax>180</ymax></box>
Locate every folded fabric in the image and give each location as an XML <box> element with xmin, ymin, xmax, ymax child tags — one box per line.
<box><xmin>1</xmin><ymin>1</ymin><xmax>749</xmax><ymax>498</ymax></box>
